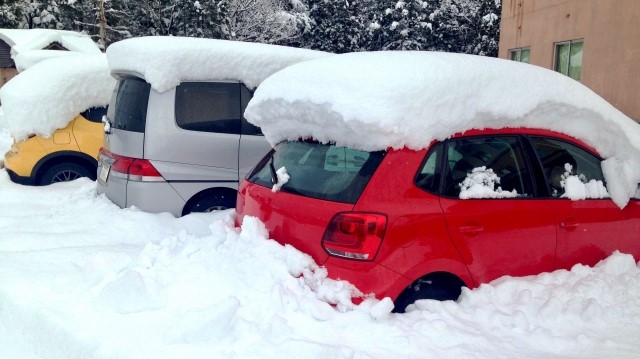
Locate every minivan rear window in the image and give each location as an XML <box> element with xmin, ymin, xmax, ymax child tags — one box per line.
<box><xmin>108</xmin><ymin>77</ymin><xmax>151</xmax><ymax>133</ymax></box>
<box><xmin>247</xmin><ymin>141</ymin><xmax>386</xmax><ymax>204</ymax></box>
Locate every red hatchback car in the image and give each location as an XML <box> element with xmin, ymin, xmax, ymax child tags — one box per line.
<box><xmin>236</xmin><ymin>51</ymin><xmax>640</xmax><ymax>312</ymax></box>
<box><xmin>237</xmin><ymin>127</ymin><xmax>640</xmax><ymax>312</ymax></box>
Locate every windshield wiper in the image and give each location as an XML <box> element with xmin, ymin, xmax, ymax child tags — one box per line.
<box><xmin>269</xmin><ymin>156</ymin><xmax>277</xmax><ymax>185</ymax></box>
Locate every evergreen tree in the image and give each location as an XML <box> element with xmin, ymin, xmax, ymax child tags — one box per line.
<box><xmin>125</xmin><ymin>0</ymin><xmax>225</xmax><ymax>39</ymax></box>
<box><xmin>470</xmin><ymin>0</ymin><xmax>501</xmax><ymax>56</ymax></box>
<box><xmin>175</xmin><ymin>0</ymin><xmax>226</xmax><ymax>38</ymax></box>
<box><xmin>0</xmin><ymin>0</ymin><xmax>22</xmax><ymax>28</ymax></box>
<box><xmin>302</xmin><ymin>0</ymin><xmax>372</xmax><ymax>53</ymax></box>
<box><xmin>365</xmin><ymin>0</ymin><xmax>501</xmax><ymax>56</ymax></box>
<box><xmin>57</xmin><ymin>0</ymin><xmax>99</xmax><ymax>34</ymax></box>
<box><xmin>367</xmin><ymin>0</ymin><xmax>435</xmax><ymax>51</ymax></box>
<box><xmin>20</xmin><ymin>0</ymin><xmax>63</xmax><ymax>29</ymax></box>
<box><xmin>221</xmin><ymin>0</ymin><xmax>308</xmax><ymax>45</ymax></box>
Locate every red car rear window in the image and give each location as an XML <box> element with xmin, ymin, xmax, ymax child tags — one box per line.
<box><xmin>247</xmin><ymin>141</ymin><xmax>386</xmax><ymax>204</ymax></box>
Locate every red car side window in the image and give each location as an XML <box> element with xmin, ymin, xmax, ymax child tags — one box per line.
<box><xmin>442</xmin><ymin>136</ymin><xmax>533</xmax><ymax>198</ymax></box>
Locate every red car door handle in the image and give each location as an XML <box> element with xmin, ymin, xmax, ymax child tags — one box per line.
<box><xmin>458</xmin><ymin>224</ymin><xmax>484</xmax><ymax>234</ymax></box>
<box><xmin>560</xmin><ymin>219</ymin><xmax>579</xmax><ymax>230</ymax></box>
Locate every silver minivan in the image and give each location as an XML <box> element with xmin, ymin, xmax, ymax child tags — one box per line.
<box><xmin>96</xmin><ymin>37</ymin><xmax>327</xmax><ymax>216</ymax></box>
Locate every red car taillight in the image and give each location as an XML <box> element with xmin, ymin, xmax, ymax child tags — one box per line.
<box><xmin>100</xmin><ymin>148</ymin><xmax>163</xmax><ymax>181</ymax></box>
<box><xmin>322</xmin><ymin>212</ymin><xmax>387</xmax><ymax>261</ymax></box>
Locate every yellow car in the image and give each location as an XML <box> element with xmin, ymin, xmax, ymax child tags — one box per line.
<box><xmin>4</xmin><ymin>107</ymin><xmax>106</xmax><ymax>185</ymax></box>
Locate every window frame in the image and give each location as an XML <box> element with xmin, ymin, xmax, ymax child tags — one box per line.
<box><xmin>413</xmin><ymin>142</ymin><xmax>443</xmax><ymax>194</ymax></box>
<box><xmin>525</xmin><ymin>135</ymin><xmax>608</xmax><ymax>200</ymax></box>
<box><xmin>174</xmin><ymin>81</ymin><xmax>243</xmax><ymax>135</ymax></box>
<box><xmin>412</xmin><ymin>132</ymin><xmax>610</xmax><ymax>201</ymax></box>
<box><xmin>553</xmin><ymin>39</ymin><xmax>584</xmax><ymax>81</ymax></box>
<box><xmin>421</xmin><ymin>135</ymin><xmax>538</xmax><ymax>200</ymax></box>
<box><xmin>509</xmin><ymin>47</ymin><xmax>531</xmax><ymax>64</ymax></box>
<box><xmin>240</xmin><ymin>84</ymin><xmax>263</xmax><ymax>136</ymax></box>
<box><xmin>246</xmin><ymin>140</ymin><xmax>387</xmax><ymax>204</ymax></box>
<box><xmin>108</xmin><ymin>76</ymin><xmax>151</xmax><ymax>133</ymax></box>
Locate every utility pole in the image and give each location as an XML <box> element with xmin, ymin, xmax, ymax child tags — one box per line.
<box><xmin>98</xmin><ymin>0</ymin><xmax>108</xmax><ymax>48</ymax></box>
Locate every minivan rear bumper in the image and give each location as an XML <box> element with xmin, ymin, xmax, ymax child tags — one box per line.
<box><xmin>97</xmin><ymin>174</ymin><xmax>186</xmax><ymax>217</ymax></box>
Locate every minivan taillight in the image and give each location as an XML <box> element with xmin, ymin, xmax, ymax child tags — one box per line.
<box><xmin>100</xmin><ymin>148</ymin><xmax>163</xmax><ymax>182</ymax></box>
<box><xmin>322</xmin><ymin>212</ymin><xmax>387</xmax><ymax>261</ymax></box>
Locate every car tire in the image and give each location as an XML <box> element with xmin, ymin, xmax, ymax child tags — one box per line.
<box><xmin>183</xmin><ymin>191</ymin><xmax>236</xmax><ymax>215</ymax></box>
<box><xmin>39</xmin><ymin>163</ymin><xmax>93</xmax><ymax>185</ymax></box>
<box><xmin>393</xmin><ymin>276</ymin><xmax>463</xmax><ymax>313</ymax></box>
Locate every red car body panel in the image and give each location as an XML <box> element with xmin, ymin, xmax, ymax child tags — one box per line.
<box><xmin>440</xmin><ymin>197</ymin><xmax>556</xmax><ymax>285</ymax></box>
<box><xmin>236</xmin><ymin>128</ymin><xmax>640</xmax><ymax>303</ymax></box>
<box><xmin>350</xmin><ymin>148</ymin><xmax>475</xmax><ymax>299</ymax></box>
<box><xmin>237</xmin><ymin>180</ymin><xmax>353</xmax><ymax>265</ymax></box>
<box><xmin>549</xmin><ymin>199</ymin><xmax>636</xmax><ymax>269</ymax></box>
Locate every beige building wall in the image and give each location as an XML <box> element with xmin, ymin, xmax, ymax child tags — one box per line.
<box><xmin>499</xmin><ymin>0</ymin><xmax>640</xmax><ymax>121</ymax></box>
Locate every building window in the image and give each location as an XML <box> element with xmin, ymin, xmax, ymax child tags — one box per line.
<box><xmin>509</xmin><ymin>47</ymin><xmax>530</xmax><ymax>63</ymax></box>
<box><xmin>554</xmin><ymin>40</ymin><xmax>583</xmax><ymax>81</ymax></box>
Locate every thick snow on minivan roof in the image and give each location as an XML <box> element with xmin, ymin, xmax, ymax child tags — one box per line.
<box><xmin>0</xmin><ymin>53</ymin><xmax>116</xmax><ymax>140</ymax></box>
<box><xmin>106</xmin><ymin>36</ymin><xmax>331</xmax><ymax>93</ymax></box>
<box><xmin>245</xmin><ymin>51</ymin><xmax>640</xmax><ymax>208</ymax></box>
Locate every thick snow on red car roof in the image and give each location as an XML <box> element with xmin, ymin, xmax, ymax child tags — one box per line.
<box><xmin>245</xmin><ymin>51</ymin><xmax>640</xmax><ymax>208</ymax></box>
<box><xmin>106</xmin><ymin>36</ymin><xmax>330</xmax><ymax>93</ymax></box>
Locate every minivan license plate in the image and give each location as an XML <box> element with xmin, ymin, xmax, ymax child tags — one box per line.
<box><xmin>98</xmin><ymin>163</ymin><xmax>111</xmax><ymax>184</ymax></box>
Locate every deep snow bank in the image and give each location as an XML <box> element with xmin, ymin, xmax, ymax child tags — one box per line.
<box><xmin>0</xmin><ymin>169</ymin><xmax>639</xmax><ymax>358</ymax></box>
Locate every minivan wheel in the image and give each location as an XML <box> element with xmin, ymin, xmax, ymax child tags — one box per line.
<box><xmin>392</xmin><ymin>275</ymin><xmax>464</xmax><ymax>313</ymax></box>
<box><xmin>39</xmin><ymin>163</ymin><xmax>93</xmax><ymax>185</ymax></box>
<box><xmin>183</xmin><ymin>191</ymin><xmax>236</xmax><ymax>215</ymax></box>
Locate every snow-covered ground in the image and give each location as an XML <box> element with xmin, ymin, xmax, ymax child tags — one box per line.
<box><xmin>1</xmin><ymin>131</ymin><xmax>640</xmax><ymax>359</ymax></box>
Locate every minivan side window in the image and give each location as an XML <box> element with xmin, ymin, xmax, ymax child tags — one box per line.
<box><xmin>442</xmin><ymin>136</ymin><xmax>533</xmax><ymax>198</ymax></box>
<box><xmin>240</xmin><ymin>84</ymin><xmax>262</xmax><ymax>136</ymax></box>
<box><xmin>175</xmin><ymin>82</ymin><xmax>241</xmax><ymax>134</ymax></box>
<box><xmin>530</xmin><ymin>137</ymin><xmax>607</xmax><ymax>198</ymax></box>
<box><xmin>109</xmin><ymin>77</ymin><xmax>151</xmax><ymax>133</ymax></box>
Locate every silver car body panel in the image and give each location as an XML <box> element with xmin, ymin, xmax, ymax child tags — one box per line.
<box><xmin>150</xmin><ymin>160</ymin><xmax>239</xmax><ymax>182</ymax></box>
<box><xmin>96</xmin><ymin>165</ymin><xmax>127</xmax><ymax>208</ymax></box>
<box><xmin>104</xmin><ymin>128</ymin><xmax>144</xmax><ymax>159</ymax></box>
<box><xmin>126</xmin><ymin>180</ymin><xmax>186</xmax><ymax>216</ymax></box>
<box><xmin>98</xmin><ymin>76</ymin><xmax>270</xmax><ymax>216</ymax></box>
<box><xmin>239</xmin><ymin>134</ymin><xmax>272</xmax><ymax>178</ymax></box>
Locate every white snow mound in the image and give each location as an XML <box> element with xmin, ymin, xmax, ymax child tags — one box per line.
<box><xmin>245</xmin><ymin>51</ymin><xmax>640</xmax><ymax>208</ymax></box>
<box><xmin>0</xmin><ymin>54</ymin><xmax>116</xmax><ymax>140</ymax></box>
<box><xmin>14</xmin><ymin>50</ymin><xmax>87</xmax><ymax>72</ymax></box>
<box><xmin>0</xmin><ymin>29</ymin><xmax>101</xmax><ymax>56</ymax></box>
<box><xmin>106</xmin><ymin>36</ymin><xmax>331</xmax><ymax>93</ymax></box>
